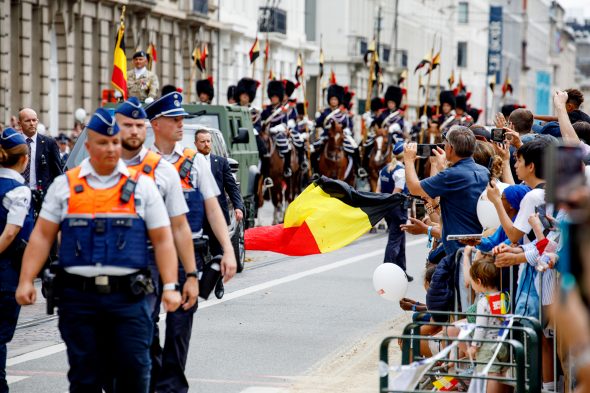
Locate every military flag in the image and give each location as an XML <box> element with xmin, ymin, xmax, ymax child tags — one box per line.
<box><xmin>295</xmin><ymin>53</ymin><xmax>304</xmax><ymax>84</ymax></box>
<box><xmin>501</xmin><ymin>75</ymin><xmax>513</xmax><ymax>97</ymax></box>
<box><xmin>268</xmin><ymin>69</ymin><xmax>275</xmax><ymax>80</ymax></box>
<box><xmin>448</xmin><ymin>70</ymin><xmax>455</xmax><ymax>88</ymax></box>
<box><xmin>146</xmin><ymin>42</ymin><xmax>157</xmax><ymax>71</ymax></box>
<box><xmin>398</xmin><ymin>69</ymin><xmax>407</xmax><ymax>86</ymax></box>
<box><xmin>426</xmin><ymin>51</ymin><xmax>440</xmax><ymax>75</ymax></box>
<box><xmin>249</xmin><ymin>37</ymin><xmax>260</xmax><ymax>64</ymax></box>
<box><xmin>488</xmin><ymin>74</ymin><xmax>497</xmax><ymax>93</ymax></box>
<box><xmin>200</xmin><ymin>44</ymin><xmax>208</xmax><ymax>72</ymax></box>
<box><xmin>111</xmin><ymin>8</ymin><xmax>127</xmax><ymax>99</ymax></box>
<box><xmin>329</xmin><ymin>68</ymin><xmax>337</xmax><ymax>85</ymax></box>
<box><xmin>245</xmin><ymin>177</ymin><xmax>405</xmax><ymax>256</ymax></box>
<box><xmin>192</xmin><ymin>47</ymin><xmax>203</xmax><ymax>72</ymax></box>
<box><xmin>414</xmin><ymin>55</ymin><xmax>431</xmax><ymax>74</ymax></box>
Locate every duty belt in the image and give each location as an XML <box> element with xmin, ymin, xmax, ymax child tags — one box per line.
<box><xmin>57</xmin><ymin>270</ymin><xmax>154</xmax><ymax>295</ymax></box>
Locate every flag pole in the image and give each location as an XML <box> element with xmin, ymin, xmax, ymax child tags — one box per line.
<box><xmin>435</xmin><ymin>37</ymin><xmax>442</xmax><ymax>118</ymax></box>
<box><xmin>262</xmin><ymin>35</ymin><xmax>269</xmax><ymax>109</ymax></box>
<box><xmin>317</xmin><ymin>35</ymin><xmax>323</xmax><ymax>115</ymax></box>
<box><xmin>420</xmin><ymin>36</ymin><xmax>436</xmax><ymax>144</ymax></box>
<box><xmin>364</xmin><ymin>38</ymin><xmax>376</xmax><ymax>113</ymax></box>
<box><xmin>297</xmin><ymin>52</ymin><xmax>312</xmax><ymax>177</ymax></box>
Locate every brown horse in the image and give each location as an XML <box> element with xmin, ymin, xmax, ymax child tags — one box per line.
<box><xmin>256</xmin><ymin>129</ymin><xmax>299</xmax><ymax>224</ymax></box>
<box><xmin>318</xmin><ymin>121</ymin><xmax>355</xmax><ymax>186</ymax></box>
<box><xmin>368</xmin><ymin>127</ymin><xmax>392</xmax><ymax>192</ymax></box>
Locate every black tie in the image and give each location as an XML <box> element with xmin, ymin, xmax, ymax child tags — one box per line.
<box><xmin>23</xmin><ymin>137</ymin><xmax>32</xmax><ymax>184</ymax></box>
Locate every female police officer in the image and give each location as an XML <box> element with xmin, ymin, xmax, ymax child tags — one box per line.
<box><xmin>0</xmin><ymin>128</ymin><xmax>34</xmax><ymax>393</ymax></box>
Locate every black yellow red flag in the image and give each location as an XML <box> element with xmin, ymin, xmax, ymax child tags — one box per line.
<box><xmin>111</xmin><ymin>20</ymin><xmax>127</xmax><ymax>99</ymax></box>
<box><xmin>245</xmin><ymin>177</ymin><xmax>405</xmax><ymax>255</ymax></box>
<box><xmin>249</xmin><ymin>37</ymin><xmax>260</xmax><ymax>64</ymax></box>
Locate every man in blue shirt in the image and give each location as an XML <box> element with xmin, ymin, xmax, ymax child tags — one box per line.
<box><xmin>403</xmin><ymin>126</ymin><xmax>488</xmax><ymax>319</ymax></box>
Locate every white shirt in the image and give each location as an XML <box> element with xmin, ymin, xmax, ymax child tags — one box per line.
<box><xmin>24</xmin><ymin>132</ymin><xmax>37</xmax><ymax>189</ymax></box>
<box><xmin>134</xmin><ymin>66</ymin><xmax>147</xmax><ymax>78</ymax></box>
<box><xmin>513</xmin><ymin>188</ymin><xmax>551</xmax><ymax>243</ymax></box>
<box><xmin>123</xmin><ymin>147</ymin><xmax>189</xmax><ymax>218</ymax></box>
<box><xmin>0</xmin><ymin>168</ymin><xmax>32</xmax><ymax>226</ymax></box>
<box><xmin>150</xmin><ymin>142</ymin><xmax>220</xmax><ymax>200</ymax></box>
<box><xmin>40</xmin><ymin>158</ymin><xmax>171</xmax><ymax>277</ymax></box>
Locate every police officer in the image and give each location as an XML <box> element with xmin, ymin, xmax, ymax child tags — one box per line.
<box><xmin>196</xmin><ymin>78</ymin><xmax>214</xmax><ymax>104</ymax></box>
<box><xmin>0</xmin><ymin>128</ymin><xmax>34</xmax><ymax>393</ymax></box>
<box><xmin>115</xmin><ymin>97</ymin><xmax>199</xmax><ymax>391</ymax></box>
<box><xmin>261</xmin><ymin>80</ymin><xmax>294</xmax><ymax>178</ymax></box>
<box><xmin>315</xmin><ymin>84</ymin><xmax>368</xmax><ymax>178</ymax></box>
<box><xmin>128</xmin><ymin>50</ymin><xmax>160</xmax><ymax>103</ymax></box>
<box><xmin>145</xmin><ymin>92</ymin><xmax>237</xmax><ymax>393</ymax></box>
<box><xmin>377</xmin><ymin>141</ymin><xmax>412</xmax><ymax>281</ymax></box>
<box><xmin>15</xmin><ymin>109</ymin><xmax>181</xmax><ymax>393</ymax></box>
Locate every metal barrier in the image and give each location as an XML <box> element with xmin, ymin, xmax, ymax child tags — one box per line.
<box><xmin>379</xmin><ymin>312</ymin><xmax>543</xmax><ymax>393</ymax></box>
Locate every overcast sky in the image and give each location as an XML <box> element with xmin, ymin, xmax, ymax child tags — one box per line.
<box><xmin>558</xmin><ymin>0</ymin><xmax>590</xmax><ymax>21</ymax></box>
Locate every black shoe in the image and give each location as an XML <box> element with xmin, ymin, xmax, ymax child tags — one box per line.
<box><xmin>214</xmin><ymin>279</ymin><xmax>224</xmax><ymax>299</ymax></box>
<box><xmin>405</xmin><ymin>273</ymin><xmax>414</xmax><ymax>282</ymax></box>
<box><xmin>284</xmin><ymin>168</ymin><xmax>293</xmax><ymax>178</ymax></box>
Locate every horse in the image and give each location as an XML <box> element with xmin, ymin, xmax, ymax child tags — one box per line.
<box><xmin>318</xmin><ymin>121</ymin><xmax>355</xmax><ymax>186</ymax></box>
<box><xmin>367</xmin><ymin>127</ymin><xmax>392</xmax><ymax>192</ymax></box>
<box><xmin>255</xmin><ymin>128</ymin><xmax>299</xmax><ymax>224</ymax></box>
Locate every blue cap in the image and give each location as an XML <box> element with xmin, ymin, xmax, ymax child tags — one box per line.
<box><xmin>0</xmin><ymin>128</ymin><xmax>26</xmax><ymax>149</ymax></box>
<box><xmin>393</xmin><ymin>141</ymin><xmax>404</xmax><ymax>155</ymax></box>
<box><xmin>86</xmin><ymin>108</ymin><xmax>120</xmax><ymax>136</ymax></box>
<box><xmin>115</xmin><ymin>97</ymin><xmax>147</xmax><ymax>120</ymax></box>
<box><xmin>144</xmin><ymin>92</ymin><xmax>189</xmax><ymax>121</ymax></box>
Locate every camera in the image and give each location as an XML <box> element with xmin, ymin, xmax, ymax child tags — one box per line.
<box><xmin>416</xmin><ymin>144</ymin><xmax>443</xmax><ymax>159</ymax></box>
<box><xmin>491</xmin><ymin>128</ymin><xmax>505</xmax><ymax>143</ymax></box>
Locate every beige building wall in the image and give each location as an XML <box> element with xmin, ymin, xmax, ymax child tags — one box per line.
<box><xmin>0</xmin><ymin>0</ymin><xmax>219</xmax><ymax>135</ymax></box>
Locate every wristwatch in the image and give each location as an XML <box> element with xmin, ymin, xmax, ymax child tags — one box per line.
<box><xmin>186</xmin><ymin>271</ymin><xmax>198</xmax><ymax>279</ymax></box>
<box><xmin>162</xmin><ymin>283</ymin><xmax>180</xmax><ymax>292</ymax></box>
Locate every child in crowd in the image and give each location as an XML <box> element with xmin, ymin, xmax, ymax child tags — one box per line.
<box><xmin>465</xmin><ymin>254</ymin><xmax>510</xmax><ymax>393</ymax></box>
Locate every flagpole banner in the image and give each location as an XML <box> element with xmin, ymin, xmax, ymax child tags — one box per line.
<box><xmin>111</xmin><ymin>24</ymin><xmax>127</xmax><ymax>99</ymax></box>
<box><xmin>486</xmin><ymin>6</ymin><xmax>503</xmax><ymax>86</ymax></box>
<box><xmin>245</xmin><ymin>176</ymin><xmax>405</xmax><ymax>256</ymax></box>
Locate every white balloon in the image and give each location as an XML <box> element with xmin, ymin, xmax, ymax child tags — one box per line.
<box><xmin>74</xmin><ymin>108</ymin><xmax>87</xmax><ymax>123</ymax></box>
<box><xmin>372</xmin><ymin>263</ymin><xmax>408</xmax><ymax>303</ymax></box>
<box><xmin>477</xmin><ymin>181</ymin><xmax>509</xmax><ymax>230</ymax></box>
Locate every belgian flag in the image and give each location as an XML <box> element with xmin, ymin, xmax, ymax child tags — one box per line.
<box><xmin>245</xmin><ymin>177</ymin><xmax>405</xmax><ymax>256</ymax></box>
<box><xmin>111</xmin><ymin>23</ymin><xmax>127</xmax><ymax>99</ymax></box>
<box><xmin>249</xmin><ymin>37</ymin><xmax>260</xmax><ymax>64</ymax></box>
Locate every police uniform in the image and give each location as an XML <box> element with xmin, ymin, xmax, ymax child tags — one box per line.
<box><xmin>261</xmin><ymin>80</ymin><xmax>294</xmax><ymax>177</ymax></box>
<box><xmin>0</xmin><ymin>129</ymin><xmax>34</xmax><ymax>393</ymax></box>
<box><xmin>115</xmin><ymin>97</ymin><xmax>192</xmax><ymax>393</ymax></box>
<box><xmin>145</xmin><ymin>92</ymin><xmax>220</xmax><ymax>393</ymax></box>
<box><xmin>40</xmin><ymin>109</ymin><xmax>170</xmax><ymax>392</ymax></box>
<box><xmin>379</xmin><ymin>142</ymin><xmax>408</xmax><ymax>273</ymax></box>
<box><xmin>128</xmin><ymin>51</ymin><xmax>160</xmax><ymax>102</ymax></box>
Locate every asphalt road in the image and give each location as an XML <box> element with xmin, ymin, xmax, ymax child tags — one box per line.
<box><xmin>6</xmin><ymin>228</ymin><xmax>428</xmax><ymax>393</ymax></box>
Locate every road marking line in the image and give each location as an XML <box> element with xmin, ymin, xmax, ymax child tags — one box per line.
<box><xmin>7</xmin><ymin>375</ymin><xmax>30</xmax><ymax>384</ymax></box>
<box><xmin>7</xmin><ymin>237</ymin><xmax>427</xmax><ymax>366</ymax></box>
<box><xmin>199</xmin><ymin>237</ymin><xmax>427</xmax><ymax>309</ymax></box>
<box><xmin>7</xmin><ymin>343</ymin><xmax>66</xmax><ymax>367</ymax></box>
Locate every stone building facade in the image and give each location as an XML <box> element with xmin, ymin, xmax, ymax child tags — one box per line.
<box><xmin>0</xmin><ymin>0</ymin><xmax>219</xmax><ymax>135</ymax></box>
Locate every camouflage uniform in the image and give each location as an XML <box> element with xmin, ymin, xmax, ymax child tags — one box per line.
<box><xmin>127</xmin><ymin>69</ymin><xmax>160</xmax><ymax>102</ymax></box>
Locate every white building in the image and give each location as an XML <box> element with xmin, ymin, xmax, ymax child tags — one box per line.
<box><xmin>216</xmin><ymin>0</ymin><xmax>317</xmax><ymax>109</ymax></box>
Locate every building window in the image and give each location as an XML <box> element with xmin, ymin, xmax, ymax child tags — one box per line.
<box><xmin>193</xmin><ymin>0</ymin><xmax>208</xmax><ymax>14</ymax></box>
<box><xmin>259</xmin><ymin>7</ymin><xmax>287</xmax><ymax>35</ymax></box>
<box><xmin>458</xmin><ymin>2</ymin><xmax>468</xmax><ymax>24</ymax></box>
<box><xmin>457</xmin><ymin>42</ymin><xmax>467</xmax><ymax>68</ymax></box>
<box><xmin>382</xmin><ymin>45</ymin><xmax>391</xmax><ymax>63</ymax></box>
<box><xmin>359</xmin><ymin>39</ymin><xmax>367</xmax><ymax>56</ymax></box>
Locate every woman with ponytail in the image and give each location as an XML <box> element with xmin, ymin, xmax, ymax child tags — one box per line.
<box><xmin>0</xmin><ymin>128</ymin><xmax>34</xmax><ymax>393</ymax></box>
